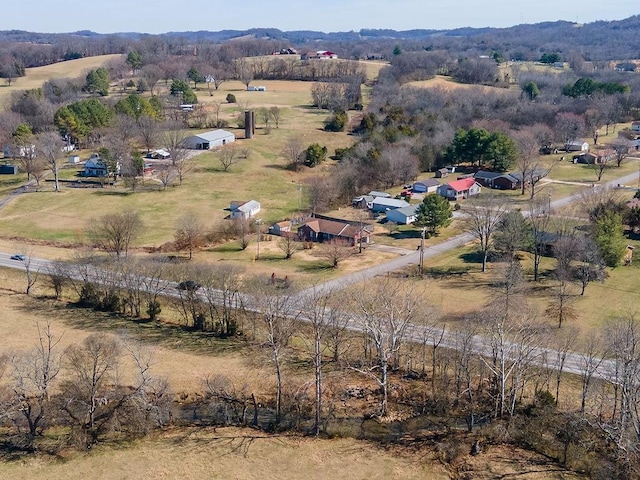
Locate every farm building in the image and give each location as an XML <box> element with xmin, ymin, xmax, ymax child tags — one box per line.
<box><xmin>352</xmin><ymin>195</ymin><xmax>374</xmax><ymax>209</ymax></box>
<box><xmin>182</xmin><ymin>130</ymin><xmax>235</xmax><ymax>150</ymax></box>
<box><xmin>0</xmin><ymin>164</ymin><xmax>18</xmax><ymax>175</ymax></box>
<box><xmin>301</xmin><ymin>50</ymin><xmax>338</xmax><ymax>60</ymax></box>
<box><xmin>146</xmin><ymin>149</ymin><xmax>171</xmax><ymax>160</ymax></box>
<box><xmin>370</xmin><ymin>197</ymin><xmax>410</xmax><ymax>213</ymax></box>
<box><xmin>386</xmin><ymin>204</ymin><xmax>420</xmax><ymax>225</ymax></box>
<box><xmin>369</xmin><ymin>191</ymin><xmax>391</xmax><ymax>198</ymax></box>
<box><xmin>412</xmin><ymin>179</ymin><xmax>440</xmax><ymax>193</ymax></box>
<box><xmin>228</xmin><ymin>200</ymin><xmax>261</xmax><ymax>220</ymax></box>
<box><xmin>437</xmin><ymin>178</ymin><xmax>481</xmax><ymax>201</ymax></box>
<box><xmin>564</xmin><ymin>140</ymin><xmax>589</xmax><ymax>153</ymax></box>
<box><xmin>435</xmin><ymin>168</ymin><xmax>450</xmax><ymax>178</ymax></box>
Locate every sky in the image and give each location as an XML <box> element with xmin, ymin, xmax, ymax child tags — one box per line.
<box><xmin>3</xmin><ymin>0</ymin><xmax>638</xmax><ymax>34</ymax></box>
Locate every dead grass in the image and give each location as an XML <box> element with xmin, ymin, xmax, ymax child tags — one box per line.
<box><xmin>0</xmin><ymin>55</ymin><xmax>121</xmax><ymax>108</ymax></box>
<box><xmin>0</xmin><ymin>426</ymin><xmax>448</xmax><ymax>480</ymax></box>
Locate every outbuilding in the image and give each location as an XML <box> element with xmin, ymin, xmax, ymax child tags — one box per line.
<box><xmin>386</xmin><ymin>204</ymin><xmax>420</xmax><ymax>225</ymax></box>
<box><xmin>412</xmin><ymin>179</ymin><xmax>440</xmax><ymax>194</ymax></box>
<box><xmin>182</xmin><ymin>129</ymin><xmax>236</xmax><ymax>150</ymax></box>
<box><xmin>370</xmin><ymin>197</ymin><xmax>410</xmax><ymax>213</ymax></box>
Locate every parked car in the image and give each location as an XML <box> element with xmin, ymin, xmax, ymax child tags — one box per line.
<box><xmin>10</xmin><ymin>254</ymin><xmax>25</xmax><ymax>261</ymax></box>
<box><xmin>178</xmin><ymin>280</ymin><xmax>200</xmax><ymax>291</ymax></box>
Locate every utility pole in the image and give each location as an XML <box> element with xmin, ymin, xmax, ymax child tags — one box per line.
<box><xmin>419</xmin><ymin>227</ymin><xmax>426</xmax><ymax>276</ymax></box>
<box><xmin>255</xmin><ymin>218</ymin><xmax>262</xmax><ymax>260</ymax></box>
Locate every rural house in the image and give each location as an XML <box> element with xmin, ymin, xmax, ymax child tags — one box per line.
<box><xmin>386</xmin><ymin>204</ymin><xmax>420</xmax><ymax>225</ymax></box>
<box><xmin>0</xmin><ymin>164</ymin><xmax>18</xmax><ymax>175</ymax></box>
<box><xmin>370</xmin><ymin>197</ymin><xmax>410</xmax><ymax>213</ymax></box>
<box><xmin>228</xmin><ymin>200</ymin><xmax>261</xmax><ymax>219</ymax></box>
<box><xmin>437</xmin><ymin>178</ymin><xmax>481</xmax><ymax>201</ymax></box>
<box><xmin>352</xmin><ymin>195</ymin><xmax>374</xmax><ymax>209</ymax></box>
<box><xmin>631</xmin><ymin>121</ymin><xmax>640</xmax><ymax>133</ymax></box>
<box><xmin>474</xmin><ymin>170</ymin><xmax>521</xmax><ymax>190</ymax></box>
<box><xmin>84</xmin><ymin>155</ymin><xmax>117</xmax><ymax>177</ymax></box>
<box><xmin>297</xmin><ymin>217</ymin><xmax>369</xmax><ymax>246</ymax></box>
<box><xmin>573</xmin><ymin>150</ymin><xmax>614</xmax><ymax>165</ymax></box>
<box><xmin>412</xmin><ymin>179</ymin><xmax>440</xmax><ymax>194</ymax></box>
<box><xmin>182</xmin><ymin>129</ymin><xmax>235</xmax><ymax>150</ymax></box>
<box><xmin>301</xmin><ymin>50</ymin><xmax>338</xmax><ymax>60</ymax></box>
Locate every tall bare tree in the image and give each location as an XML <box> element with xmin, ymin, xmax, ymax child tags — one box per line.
<box><xmin>282</xmin><ymin>137</ymin><xmax>305</xmax><ymax>171</ymax></box>
<box><xmin>248</xmin><ymin>279</ymin><xmax>299</xmax><ymax>424</ymax></box>
<box><xmin>36</xmin><ymin>131</ymin><xmax>63</xmax><ymax>192</ymax></box>
<box><xmin>162</xmin><ymin>123</ymin><xmax>191</xmax><ymax>185</ymax></box>
<box><xmin>174</xmin><ymin>213</ymin><xmax>205</xmax><ymax>260</ymax></box>
<box><xmin>315</xmin><ymin>239</ymin><xmax>353</xmax><ymax>268</ymax></box>
<box><xmin>10</xmin><ymin>322</ymin><xmax>61</xmax><ymax>450</ymax></box>
<box><xmin>88</xmin><ymin>210</ymin><xmax>143</xmax><ymax>260</ymax></box>
<box><xmin>463</xmin><ymin>193</ymin><xmax>508</xmax><ymax>272</ymax></box>
<box><xmin>216</xmin><ymin>144</ymin><xmax>242</xmax><ymax>172</ymax></box>
<box><xmin>351</xmin><ymin>278</ymin><xmax>420</xmax><ymax>416</ymax></box>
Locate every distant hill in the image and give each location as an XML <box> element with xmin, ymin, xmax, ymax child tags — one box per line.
<box><xmin>1</xmin><ymin>15</ymin><xmax>640</xmax><ymax>60</ymax></box>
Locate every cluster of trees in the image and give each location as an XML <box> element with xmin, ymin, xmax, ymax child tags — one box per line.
<box><xmin>0</xmin><ymin>325</ymin><xmax>172</xmax><ymax>451</ymax></box>
<box><xmin>9</xmin><ymin>250</ymin><xmax>640</xmax><ymax>476</ymax></box>
<box><xmin>562</xmin><ymin>77</ymin><xmax>630</xmax><ymax>98</ymax></box>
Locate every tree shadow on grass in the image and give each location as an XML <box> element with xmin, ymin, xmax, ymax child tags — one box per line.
<box><xmin>390</xmin><ymin>229</ymin><xmax>422</xmax><ymax>240</ymax></box>
<box><xmin>92</xmin><ymin>190</ymin><xmax>134</xmax><ymax>197</ymax></box>
<box><xmin>16</xmin><ymin>296</ymin><xmax>245</xmax><ymax>357</ymax></box>
<box><xmin>296</xmin><ymin>260</ymin><xmax>333</xmax><ymax>272</ymax></box>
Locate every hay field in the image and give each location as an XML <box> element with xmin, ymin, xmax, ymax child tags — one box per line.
<box><xmin>0</xmin><ymin>427</ymin><xmax>447</xmax><ymax>480</ymax></box>
<box><xmin>0</xmin><ymin>54</ymin><xmax>121</xmax><ymax>107</ymax></box>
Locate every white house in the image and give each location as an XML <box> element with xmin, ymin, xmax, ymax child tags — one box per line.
<box><xmin>182</xmin><ymin>129</ymin><xmax>236</xmax><ymax>150</ymax></box>
<box><xmin>386</xmin><ymin>204</ymin><xmax>420</xmax><ymax>225</ymax></box>
<box><xmin>229</xmin><ymin>200</ymin><xmax>261</xmax><ymax>220</ymax></box>
<box><xmin>371</xmin><ymin>197</ymin><xmax>410</xmax><ymax>213</ymax></box>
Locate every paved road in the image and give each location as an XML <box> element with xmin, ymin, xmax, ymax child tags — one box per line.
<box><xmin>0</xmin><ymin>166</ymin><xmax>638</xmax><ymax>386</ymax></box>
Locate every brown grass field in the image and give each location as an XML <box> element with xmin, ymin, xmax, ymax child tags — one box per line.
<box><xmin>0</xmin><ymin>54</ymin><xmax>121</xmax><ymax>108</ymax></box>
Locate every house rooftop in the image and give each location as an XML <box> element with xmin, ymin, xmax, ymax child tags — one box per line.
<box><xmin>446</xmin><ymin>177</ymin><xmax>478</xmax><ymax>192</ymax></box>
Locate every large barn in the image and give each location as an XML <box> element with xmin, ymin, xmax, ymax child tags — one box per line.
<box><xmin>182</xmin><ymin>130</ymin><xmax>236</xmax><ymax>150</ymax></box>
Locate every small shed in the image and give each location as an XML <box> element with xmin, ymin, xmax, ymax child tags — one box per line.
<box><xmin>68</xmin><ymin>155</ymin><xmax>80</xmax><ymax>164</ymax></box>
<box><xmin>435</xmin><ymin>168</ymin><xmax>450</xmax><ymax>178</ymax></box>
<box><xmin>229</xmin><ymin>200</ymin><xmax>261</xmax><ymax>219</ymax></box>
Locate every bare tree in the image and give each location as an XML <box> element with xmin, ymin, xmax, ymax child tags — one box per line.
<box><xmin>248</xmin><ymin>280</ymin><xmax>299</xmax><ymax>424</ymax></box>
<box><xmin>156</xmin><ymin>164</ymin><xmax>178</xmax><ymax>190</ymax></box>
<box><xmin>199</xmin><ymin>264</ymin><xmax>244</xmax><ymax>337</ymax></box>
<box><xmin>529</xmin><ymin>197</ymin><xmax>551</xmax><ymax>281</ymax></box>
<box><xmin>10</xmin><ymin>322</ymin><xmax>61</xmax><ymax>450</ymax></box>
<box><xmin>46</xmin><ymin>260</ymin><xmax>70</xmax><ymax>300</ymax></box>
<box><xmin>88</xmin><ymin>210</ymin><xmax>143</xmax><ymax>259</ymax></box>
<box><xmin>19</xmin><ymin>145</ymin><xmax>46</xmax><ymax>186</ymax></box>
<box><xmin>315</xmin><ymin>239</ymin><xmax>353</xmax><ymax>268</ymax></box>
<box><xmin>174</xmin><ymin>213</ymin><xmax>205</xmax><ymax>260</ymax></box>
<box><xmin>481</xmin><ymin>262</ymin><xmax>544</xmax><ymax>417</ymax></box>
<box><xmin>217</xmin><ymin>144</ymin><xmax>242</xmax><ymax>172</ymax></box>
<box><xmin>136</xmin><ymin>115</ymin><xmax>161</xmax><ymax>154</ymax></box>
<box><xmin>35</xmin><ymin>131</ymin><xmax>63</xmax><ymax>192</ymax></box>
<box><xmin>277</xmin><ymin>233</ymin><xmax>300</xmax><ymax>260</ymax></box>
<box><xmin>162</xmin><ymin>123</ymin><xmax>191</xmax><ymax>185</ymax></box>
<box><xmin>572</xmin><ymin>235</ymin><xmax>606</xmax><ymax>295</ymax></box>
<box><xmin>305</xmin><ymin>176</ymin><xmax>334</xmax><ymax>214</ymax></box>
<box><xmin>351</xmin><ymin>278</ymin><xmax>420</xmax><ymax>416</ymax></box>
<box><xmin>462</xmin><ymin>193</ymin><xmax>508</xmax><ymax>272</ymax></box>
<box><xmin>299</xmin><ymin>287</ymin><xmax>346</xmax><ymax>435</ymax></box>
<box><xmin>282</xmin><ymin>137</ymin><xmax>305</xmax><ymax>171</ymax></box>
<box><xmin>60</xmin><ymin>334</ymin><xmax>123</xmax><ymax>446</ymax></box>
<box><xmin>578</xmin><ymin>331</ymin><xmax>605</xmax><ymax>413</ymax></box>
<box><xmin>611</xmin><ymin>139</ymin><xmax>630</xmax><ymax>168</ymax></box>
<box><xmin>270</xmin><ymin>106</ymin><xmax>281</xmax><ymax>128</ymax></box>
<box><xmin>592</xmin><ymin>153</ymin><xmax>612</xmax><ymax>182</ymax></box>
